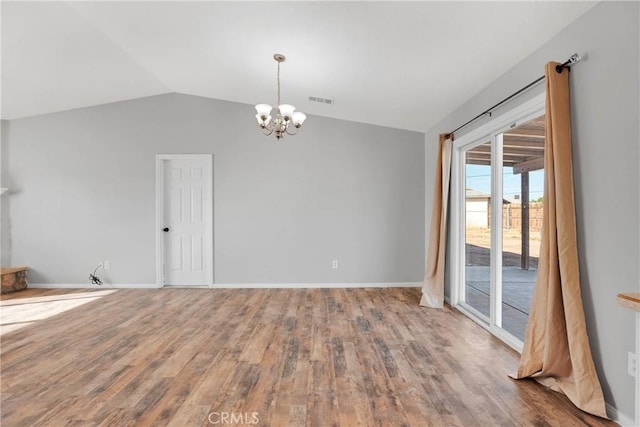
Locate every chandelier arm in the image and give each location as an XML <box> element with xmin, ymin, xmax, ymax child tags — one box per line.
<box><xmin>285</xmin><ymin>126</ymin><xmax>299</xmax><ymax>136</ymax></box>
<box><xmin>260</xmin><ymin>126</ymin><xmax>274</xmax><ymax>136</ymax></box>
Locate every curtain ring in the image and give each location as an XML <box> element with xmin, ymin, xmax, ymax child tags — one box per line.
<box><xmin>556</xmin><ymin>64</ymin><xmax>565</xmax><ymax>73</ymax></box>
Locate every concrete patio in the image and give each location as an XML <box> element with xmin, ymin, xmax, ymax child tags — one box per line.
<box><xmin>464</xmin><ymin>266</ymin><xmax>537</xmax><ymax>341</ymax></box>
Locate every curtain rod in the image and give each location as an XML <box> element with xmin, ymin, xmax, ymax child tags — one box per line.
<box><xmin>445</xmin><ymin>53</ymin><xmax>582</xmax><ymax>139</ymax></box>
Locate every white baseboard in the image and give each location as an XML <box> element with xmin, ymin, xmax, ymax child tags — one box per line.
<box><xmin>28</xmin><ymin>283</ymin><xmax>159</xmax><ymax>289</ymax></box>
<box><xmin>211</xmin><ymin>282</ymin><xmax>421</xmax><ymax>289</ymax></box>
<box><xmin>27</xmin><ymin>282</ymin><xmax>421</xmax><ymax>290</ymax></box>
<box><xmin>606</xmin><ymin>402</ymin><xmax>635</xmax><ymax>426</ymax></box>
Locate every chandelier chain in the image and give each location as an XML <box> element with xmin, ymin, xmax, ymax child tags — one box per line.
<box><xmin>276</xmin><ymin>61</ymin><xmax>281</xmax><ymax>107</ymax></box>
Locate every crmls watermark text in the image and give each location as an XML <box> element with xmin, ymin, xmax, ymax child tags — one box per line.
<box><xmin>208</xmin><ymin>412</ymin><xmax>260</xmax><ymax>425</ymax></box>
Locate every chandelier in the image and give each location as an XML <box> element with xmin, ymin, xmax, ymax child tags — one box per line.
<box><xmin>255</xmin><ymin>53</ymin><xmax>306</xmax><ymax>140</ymax></box>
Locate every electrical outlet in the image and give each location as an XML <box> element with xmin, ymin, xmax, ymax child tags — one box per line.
<box><xmin>103</xmin><ymin>260</ymin><xmax>111</xmax><ymax>270</ymax></box>
<box><xmin>628</xmin><ymin>352</ymin><xmax>637</xmax><ymax>377</ymax></box>
<box><xmin>332</xmin><ymin>260</ymin><xmax>339</xmax><ymax>269</ymax></box>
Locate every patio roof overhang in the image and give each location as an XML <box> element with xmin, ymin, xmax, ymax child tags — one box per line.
<box><xmin>465</xmin><ymin>117</ymin><xmax>545</xmax><ymax>173</ymax></box>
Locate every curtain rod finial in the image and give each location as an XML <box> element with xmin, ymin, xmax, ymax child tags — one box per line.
<box><xmin>556</xmin><ymin>53</ymin><xmax>583</xmax><ymax>73</ymax></box>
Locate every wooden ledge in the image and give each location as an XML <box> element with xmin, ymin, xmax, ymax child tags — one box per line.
<box><xmin>1</xmin><ymin>266</ymin><xmax>28</xmax><ymax>294</ymax></box>
<box><xmin>1</xmin><ymin>266</ymin><xmax>28</xmax><ymax>275</ymax></box>
<box><xmin>617</xmin><ymin>292</ymin><xmax>640</xmax><ymax>313</ymax></box>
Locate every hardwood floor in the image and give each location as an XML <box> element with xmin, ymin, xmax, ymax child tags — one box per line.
<box><xmin>1</xmin><ymin>287</ymin><xmax>615</xmax><ymax>426</ymax></box>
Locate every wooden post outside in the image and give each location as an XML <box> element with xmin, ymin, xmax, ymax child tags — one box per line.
<box><xmin>521</xmin><ymin>171</ymin><xmax>530</xmax><ymax>270</ymax></box>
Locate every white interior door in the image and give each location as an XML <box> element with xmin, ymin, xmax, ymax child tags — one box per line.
<box><xmin>157</xmin><ymin>154</ymin><xmax>213</xmax><ymax>287</ymax></box>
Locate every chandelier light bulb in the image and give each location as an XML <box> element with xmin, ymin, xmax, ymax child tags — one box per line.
<box><xmin>255</xmin><ymin>114</ymin><xmax>271</xmax><ymax>127</ymax></box>
<box><xmin>255</xmin><ymin>104</ymin><xmax>273</xmax><ymax>116</ymax></box>
<box><xmin>292</xmin><ymin>112</ymin><xmax>307</xmax><ymax>127</ymax></box>
<box><xmin>277</xmin><ymin>104</ymin><xmax>295</xmax><ymax>120</ymax></box>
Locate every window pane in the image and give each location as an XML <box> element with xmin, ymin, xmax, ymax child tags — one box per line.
<box><xmin>500</xmin><ymin>115</ymin><xmax>545</xmax><ymax>341</ymax></box>
<box><xmin>465</xmin><ymin>140</ymin><xmax>492</xmax><ymax>318</ymax></box>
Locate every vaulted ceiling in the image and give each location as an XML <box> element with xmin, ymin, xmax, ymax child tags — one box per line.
<box><xmin>1</xmin><ymin>1</ymin><xmax>596</xmax><ymax>132</ymax></box>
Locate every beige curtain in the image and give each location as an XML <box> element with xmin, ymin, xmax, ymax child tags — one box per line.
<box><xmin>513</xmin><ymin>62</ymin><xmax>607</xmax><ymax>418</ymax></box>
<box><xmin>420</xmin><ymin>134</ymin><xmax>453</xmax><ymax>308</ymax></box>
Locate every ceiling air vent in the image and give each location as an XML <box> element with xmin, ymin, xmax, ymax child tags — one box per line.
<box><xmin>308</xmin><ymin>96</ymin><xmax>334</xmax><ymax>105</ymax></box>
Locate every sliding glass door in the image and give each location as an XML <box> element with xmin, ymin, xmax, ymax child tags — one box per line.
<box><xmin>452</xmin><ymin>97</ymin><xmax>545</xmax><ymax>351</ymax></box>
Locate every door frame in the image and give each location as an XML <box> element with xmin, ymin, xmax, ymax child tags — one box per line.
<box><xmin>450</xmin><ymin>93</ymin><xmax>545</xmax><ymax>352</ymax></box>
<box><xmin>155</xmin><ymin>154</ymin><xmax>214</xmax><ymax>288</ymax></box>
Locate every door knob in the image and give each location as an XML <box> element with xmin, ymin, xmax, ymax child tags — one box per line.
<box><xmin>163</xmin><ymin>227</ymin><xmax>170</xmax><ymax>232</ymax></box>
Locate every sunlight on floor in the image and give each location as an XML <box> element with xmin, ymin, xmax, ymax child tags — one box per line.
<box><xmin>0</xmin><ymin>290</ymin><xmax>117</xmax><ymax>335</ymax></box>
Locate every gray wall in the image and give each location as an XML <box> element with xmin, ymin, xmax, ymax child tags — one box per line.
<box><xmin>426</xmin><ymin>1</ymin><xmax>639</xmax><ymax>418</ymax></box>
<box><xmin>1</xmin><ymin>120</ymin><xmax>10</xmax><ymax>266</ymax></box>
<box><xmin>5</xmin><ymin>93</ymin><xmax>425</xmax><ymax>284</ymax></box>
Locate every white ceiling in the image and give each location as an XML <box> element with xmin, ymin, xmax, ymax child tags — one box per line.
<box><xmin>1</xmin><ymin>1</ymin><xmax>597</xmax><ymax>132</ymax></box>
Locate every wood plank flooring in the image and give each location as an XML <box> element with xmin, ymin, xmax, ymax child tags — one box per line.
<box><xmin>1</xmin><ymin>287</ymin><xmax>615</xmax><ymax>426</ymax></box>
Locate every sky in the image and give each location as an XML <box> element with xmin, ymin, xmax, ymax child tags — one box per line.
<box><xmin>466</xmin><ymin>164</ymin><xmax>544</xmax><ymax>202</ymax></box>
